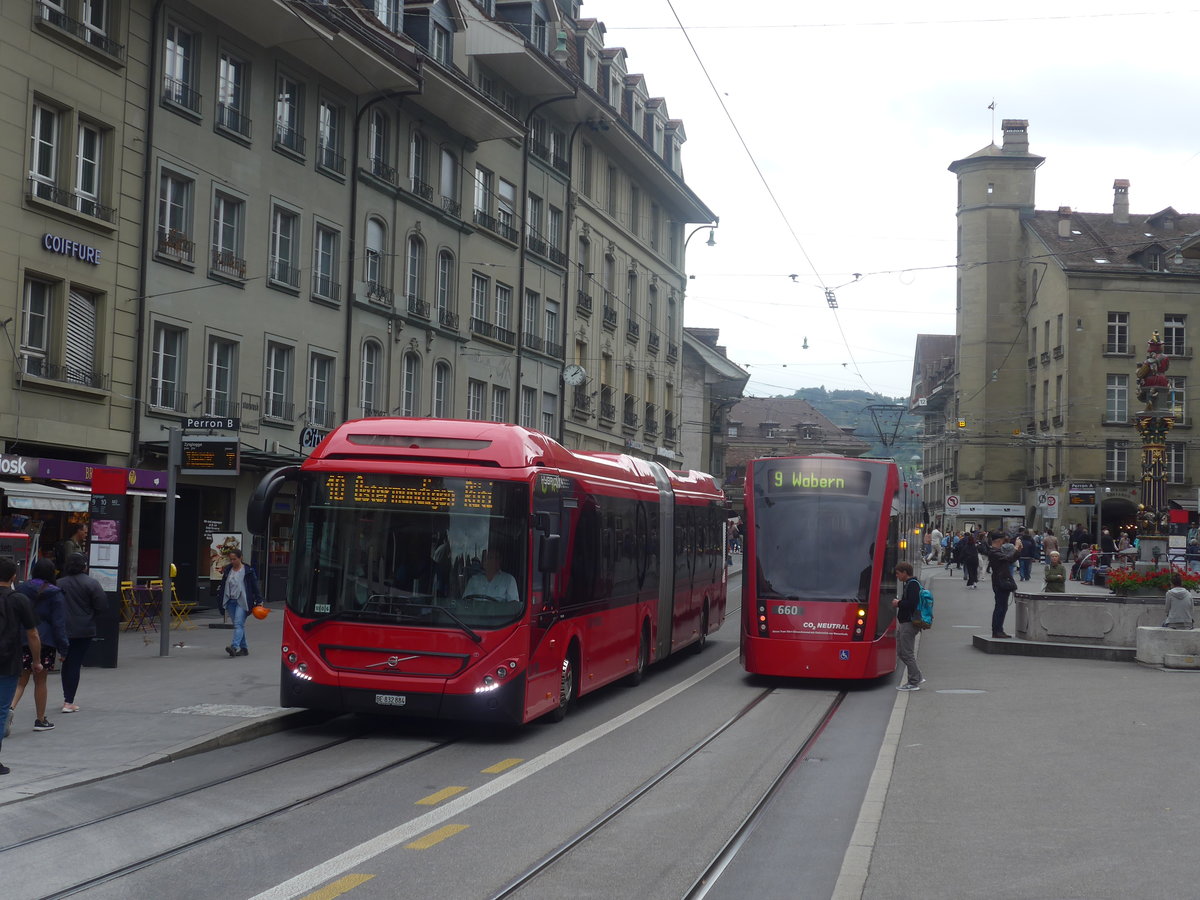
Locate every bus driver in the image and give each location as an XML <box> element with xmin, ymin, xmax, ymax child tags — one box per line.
<box><xmin>464</xmin><ymin>549</ymin><xmax>520</xmax><ymax>603</ymax></box>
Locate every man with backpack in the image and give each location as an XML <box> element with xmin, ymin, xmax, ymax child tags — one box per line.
<box><xmin>0</xmin><ymin>557</ymin><xmax>44</xmax><ymax>774</ymax></box>
<box><xmin>892</xmin><ymin>562</ymin><xmax>926</xmax><ymax>691</ymax></box>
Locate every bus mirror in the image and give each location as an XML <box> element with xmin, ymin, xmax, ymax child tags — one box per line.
<box><xmin>247</xmin><ymin>465</ymin><xmax>302</xmax><ymax>535</ymax></box>
<box><xmin>538</xmin><ymin>533</ymin><xmax>562</xmax><ymax>572</ymax></box>
<box><xmin>534</xmin><ymin>512</ymin><xmax>553</xmax><ymax>535</ymax></box>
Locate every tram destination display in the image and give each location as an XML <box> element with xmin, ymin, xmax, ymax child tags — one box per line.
<box><xmin>762</xmin><ymin>463</ymin><xmax>873</xmax><ymax>496</ymax></box>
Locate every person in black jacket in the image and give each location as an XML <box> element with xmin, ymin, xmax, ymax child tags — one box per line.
<box><xmin>985</xmin><ymin>532</ymin><xmax>1018</xmax><ymax>638</ymax></box>
<box><xmin>56</xmin><ymin>553</ymin><xmax>109</xmax><ymax>714</ymax></box>
<box><xmin>891</xmin><ymin>562</ymin><xmax>924</xmax><ymax>691</ymax></box>
<box><xmin>10</xmin><ymin>558</ymin><xmax>69</xmax><ymax>732</ymax></box>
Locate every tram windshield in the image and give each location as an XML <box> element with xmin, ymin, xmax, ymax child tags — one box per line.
<box><xmin>752</xmin><ymin>460</ymin><xmax>886</xmax><ymax>603</ymax></box>
<box><xmin>287</xmin><ymin>472</ymin><xmax>529</xmax><ymax>631</ymax></box>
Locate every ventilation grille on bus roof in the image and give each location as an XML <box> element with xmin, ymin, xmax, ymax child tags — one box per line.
<box><xmin>346</xmin><ymin>434</ymin><xmax>493</xmax><ymax>450</ymax></box>
<box><xmin>320</xmin><ymin>453</ymin><xmax>502</xmax><ymax>467</ymax></box>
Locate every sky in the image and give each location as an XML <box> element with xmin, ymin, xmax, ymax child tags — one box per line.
<box><xmin>584</xmin><ymin>0</ymin><xmax>1200</xmax><ymax>400</ymax></box>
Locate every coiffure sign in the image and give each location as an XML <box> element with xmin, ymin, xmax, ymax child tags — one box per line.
<box><xmin>42</xmin><ymin>233</ymin><xmax>101</xmax><ymax>265</ymax></box>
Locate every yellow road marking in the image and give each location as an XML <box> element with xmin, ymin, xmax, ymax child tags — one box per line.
<box><xmin>482</xmin><ymin>758</ymin><xmax>523</xmax><ymax>774</ymax></box>
<box><xmin>406</xmin><ymin>824</ymin><xmax>469</xmax><ymax>849</ymax></box>
<box><xmin>300</xmin><ymin>873</ymin><xmax>374</xmax><ymax>899</ymax></box>
<box><xmin>416</xmin><ymin>786</ymin><xmax>467</xmax><ymax>806</ymax></box>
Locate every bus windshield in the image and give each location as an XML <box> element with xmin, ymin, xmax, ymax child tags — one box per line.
<box><xmin>752</xmin><ymin>461</ymin><xmax>885</xmax><ymax>603</ymax></box>
<box><xmin>288</xmin><ymin>472</ymin><xmax>529</xmax><ymax>631</ymax></box>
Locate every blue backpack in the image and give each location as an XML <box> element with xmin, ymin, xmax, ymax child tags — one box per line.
<box><xmin>910</xmin><ymin>578</ymin><xmax>934</xmax><ymax>630</ymax></box>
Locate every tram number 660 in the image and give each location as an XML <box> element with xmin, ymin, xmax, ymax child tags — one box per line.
<box><xmin>774</xmin><ymin>605</ymin><xmax>801</xmax><ymax>615</ymax></box>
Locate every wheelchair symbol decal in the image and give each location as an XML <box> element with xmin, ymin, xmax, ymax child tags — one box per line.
<box><xmin>839</xmin><ymin>650</ymin><xmax>850</xmax><ymax>661</ymax></box>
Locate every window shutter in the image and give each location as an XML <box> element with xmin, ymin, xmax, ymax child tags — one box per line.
<box><xmin>65</xmin><ymin>290</ymin><xmax>97</xmax><ymax>383</ymax></box>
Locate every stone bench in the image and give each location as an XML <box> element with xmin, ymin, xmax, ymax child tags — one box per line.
<box><xmin>1135</xmin><ymin>626</ymin><xmax>1200</xmax><ymax>669</ymax></box>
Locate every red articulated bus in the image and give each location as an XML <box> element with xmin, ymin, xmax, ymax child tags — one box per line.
<box><xmin>740</xmin><ymin>454</ymin><xmax>921</xmax><ymax>680</ymax></box>
<box><xmin>248</xmin><ymin>419</ymin><xmax>727</xmax><ymax>724</ymax></box>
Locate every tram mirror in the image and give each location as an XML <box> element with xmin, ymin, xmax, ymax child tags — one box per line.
<box><xmin>537</xmin><ymin>533</ymin><xmax>562</xmax><ymax>573</ymax></box>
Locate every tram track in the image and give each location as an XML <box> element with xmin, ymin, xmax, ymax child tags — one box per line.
<box><xmin>484</xmin><ymin>685</ymin><xmax>846</xmax><ymax>900</ymax></box>
<box><xmin>10</xmin><ymin>733</ymin><xmax>458</xmax><ymax>900</ymax></box>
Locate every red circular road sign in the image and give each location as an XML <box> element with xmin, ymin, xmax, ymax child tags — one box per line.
<box><xmin>945</xmin><ymin>494</ymin><xmax>960</xmax><ymax>509</ymax></box>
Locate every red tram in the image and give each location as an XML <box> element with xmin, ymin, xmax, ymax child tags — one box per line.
<box><xmin>248</xmin><ymin>419</ymin><xmax>727</xmax><ymax>724</ymax></box>
<box><xmin>740</xmin><ymin>454</ymin><xmax>921</xmax><ymax>680</ymax></box>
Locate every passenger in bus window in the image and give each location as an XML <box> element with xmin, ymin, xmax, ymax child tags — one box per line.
<box><xmin>463</xmin><ymin>549</ymin><xmax>520</xmax><ymax>603</ymax></box>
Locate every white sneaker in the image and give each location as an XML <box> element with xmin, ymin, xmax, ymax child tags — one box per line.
<box><xmin>897</xmin><ymin>683</ymin><xmax>920</xmax><ymax>691</ymax></box>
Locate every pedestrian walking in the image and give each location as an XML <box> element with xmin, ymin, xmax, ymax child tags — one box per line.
<box><xmin>985</xmin><ymin>531</ymin><xmax>1018</xmax><ymax>638</ymax></box>
<box><xmin>218</xmin><ymin>548</ymin><xmax>263</xmax><ymax>657</ymax></box>
<box><xmin>959</xmin><ymin>531</ymin><xmax>980</xmax><ymax>588</ymax></box>
<box><xmin>56</xmin><ymin>553</ymin><xmax>109</xmax><ymax>713</ymax></box>
<box><xmin>891</xmin><ymin>562</ymin><xmax>925</xmax><ymax>691</ymax></box>
<box><xmin>0</xmin><ymin>557</ymin><xmax>43</xmax><ymax>773</ymax></box>
<box><xmin>10</xmin><ymin>558</ymin><xmax>68</xmax><ymax>732</ymax></box>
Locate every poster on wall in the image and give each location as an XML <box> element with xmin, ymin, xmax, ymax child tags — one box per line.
<box><xmin>207</xmin><ymin>532</ymin><xmax>243</xmax><ymax>579</ymax></box>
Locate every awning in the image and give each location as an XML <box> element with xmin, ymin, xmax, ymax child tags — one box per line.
<box><xmin>2</xmin><ymin>481</ymin><xmax>90</xmax><ymax>512</ymax></box>
<box><xmin>1169</xmin><ymin>499</ymin><xmax>1198</xmax><ymax>511</ymax></box>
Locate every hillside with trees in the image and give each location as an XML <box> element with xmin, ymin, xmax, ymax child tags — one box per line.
<box><xmin>787</xmin><ymin>386</ymin><xmax>921</xmax><ymax>473</ymax></box>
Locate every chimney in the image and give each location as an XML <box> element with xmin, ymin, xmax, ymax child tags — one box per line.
<box><xmin>1058</xmin><ymin>207</ymin><xmax>1073</xmax><ymax>238</ymax></box>
<box><xmin>1113</xmin><ymin>179</ymin><xmax>1130</xmax><ymax>225</ymax></box>
<box><xmin>1001</xmin><ymin>119</ymin><xmax>1029</xmax><ymax>152</ymax></box>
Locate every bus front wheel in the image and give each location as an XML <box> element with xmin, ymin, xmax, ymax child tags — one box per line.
<box><xmin>550</xmin><ymin>651</ymin><xmax>577</xmax><ymax>722</ymax></box>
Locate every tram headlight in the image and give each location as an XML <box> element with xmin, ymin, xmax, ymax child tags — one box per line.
<box><xmin>286</xmin><ymin>652</ymin><xmax>298</xmax><ymax>665</ymax></box>
<box><xmin>857</xmin><ymin>609</ymin><xmax>866</xmax><ymax>618</ymax></box>
<box><xmin>496</xmin><ymin>667</ymin><xmax>508</xmax><ymax>678</ymax></box>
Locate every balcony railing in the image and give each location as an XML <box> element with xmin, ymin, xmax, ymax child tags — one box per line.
<box><xmin>274</xmin><ymin>122</ymin><xmax>305</xmax><ymax>155</ymax></box>
<box><xmin>644</xmin><ymin>404</ymin><xmax>658</xmax><ymax>436</ymax></box>
<box><xmin>626</xmin><ymin>319</ymin><xmax>640</xmax><ymax>341</ymax></box>
<box><xmin>211</xmin><ymin>247</ymin><xmax>248</xmax><ymax>279</ymax></box>
<box><xmin>37</xmin><ymin>1</ymin><xmax>126</xmax><ymax>61</ymax></box>
<box><xmin>27</xmin><ymin>177</ymin><xmax>116</xmax><ymax>222</ymax></box>
<box><xmin>1027</xmin><ymin>356</ymin><xmax>1036</xmax><ymax>370</ymax></box>
<box><xmin>216</xmin><ymin>103</ymin><xmax>252</xmax><ymax>138</ymax></box>
<box><xmin>548</xmin><ymin>246</ymin><xmax>568</xmax><ymax>267</ymax></box>
<box><xmin>263</xmin><ymin>398</ymin><xmax>296</xmax><ymax>422</ymax></box>
<box><xmin>622</xmin><ymin>397</ymin><xmax>639</xmax><ymax>430</ymax></box>
<box><xmin>313</xmin><ymin>270</ymin><xmax>340</xmax><ymax>301</ymax></box>
<box><xmin>473</xmin><ymin>210</ymin><xmax>519</xmax><ymax>242</ymax></box>
<box><xmin>439</xmin><ymin>309</ymin><xmax>459</xmax><ymax>330</ymax></box>
<box><xmin>545</xmin><ymin>340</ymin><xmax>564</xmax><ymax>359</ymax></box>
<box><xmin>318</xmin><ymin>143</ymin><xmax>346</xmax><ymax>175</ymax></box>
<box><xmin>23</xmin><ymin>356</ymin><xmax>108</xmax><ymax>390</ymax></box>
<box><xmin>410</xmin><ymin>176</ymin><xmax>434</xmax><ymax>201</ymax></box>
<box><xmin>440</xmin><ymin>195</ymin><xmax>461</xmax><ymax>217</ymax></box>
<box><xmin>470</xmin><ymin>318</ymin><xmax>516</xmax><ymax>345</ymax></box>
<box><xmin>1103</xmin><ymin>342</ymin><xmax>1133</xmax><ymax>356</ymax></box>
<box><xmin>162</xmin><ymin>77</ymin><xmax>201</xmax><ymax>114</ymax></box>
<box><xmin>667</xmin><ymin>341</ymin><xmax>678</xmax><ymax>360</ymax></box>
<box><xmin>1053</xmin><ymin>345</ymin><xmax>1064</xmax><ymax>359</ymax></box>
<box><xmin>407</xmin><ymin>294</ymin><xmax>431</xmax><ymax>319</ymax></box>
<box><xmin>148</xmin><ymin>385</ymin><xmax>187</xmax><ymax>412</ymax></box>
<box><xmin>572</xmin><ymin>384</ymin><xmax>592</xmax><ymax>412</ymax></box>
<box><xmin>269</xmin><ymin>257</ymin><xmax>301</xmax><ymax>289</ymax></box>
<box><xmin>474</xmin><ymin>209</ymin><xmax>497</xmax><ymax>231</ymax></box>
<box><xmin>600</xmin><ymin>386</ymin><xmax>616</xmax><ymax>422</ymax></box>
<box><xmin>370</xmin><ymin>156</ymin><xmax>399</xmax><ymax>185</ymax></box>
<box><xmin>366</xmin><ymin>280</ymin><xmax>393</xmax><ymax>305</ymax></box>
<box><xmin>1165</xmin><ymin>344</ymin><xmax>1193</xmax><ymax>359</ymax></box>
<box><xmin>602</xmin><ymin>305</ymin><xmax>618</xmax><ymax>330</ymax></box>
<box><xmin>527</xmin><ymin>234</ymin><xmax>548</xmax><ymax>257</ymax></box>
<box><xmin>576</xmin><ymin>291</ymin><xmax>593</xmax><ymax>316</ymax></box>
<box><xmin>523</xmin><ymin>333</ymin><xmax>545</xmax><ymax>352</ymax></box>
<box><xmin>648</xmin><ymin>332</ymin><xmax>660</xmax><ymax>354</ymax></box>
<box><xmin>156</xmin><ymin>227</ymin><xmax>195</xmax><ymax>263</ymax></box>
<box><xmin>664</xmin><ymin>422</ymin><xmax>677</xmax><ymax>443</ymax></box>
<box><xmin>203</xmin><ymin>397</ymin><xmax>241</xmax><ymax>419</ymax></box>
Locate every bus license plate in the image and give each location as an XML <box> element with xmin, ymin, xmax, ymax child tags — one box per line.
<box><xmin>375</xmin><ymin>694</ymin><xmax>407</xmax><ymax>707</ymax></box>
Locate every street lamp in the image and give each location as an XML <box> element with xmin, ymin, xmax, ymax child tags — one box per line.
<box><xmin>684</xmin><ymin>218</ymin><xmax>719</xmax><ymax>252</ymax></box>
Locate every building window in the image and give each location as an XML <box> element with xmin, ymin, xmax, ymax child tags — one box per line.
<box><xmin>1168</xmin><ymin>376</ymin><xmax>1186</xmax><ymax>419</ymax></box>
<box><xmin>274</xmin><ymin>73</ymin><xmax>304</xmax><ymax>155</ymax></box>
<box><xmin>374</xmin><ymin>0</ymin><xmax>401</xmax><ymax>33</ymax></box>
<box><xmin>405</xmin><ymin>235</ymin><xmax>425</xmax><ymax>303</ymax></box>
<box><xmin>1105</xmin><ymin>374</ymin><xmax>1128</xmax><ymax>423</ymax></box>
<box><xmin>473</xmin><ymin>166</ymin><xmax>493</xmax><ymax>219</ymax></box>
<box><xmin>211</xmin><ymin>192</ymin><xmax>246</xmax><ymax>279</ymax></box>
<box><xmin>216</xmin><ymin>51</ymin><xmax>251</xmax><ymax>138</ymax></box>
<box><xmin>409</xmin><ymin>131</ymin><xmax>429</xmax><ymax>197</ymax></box>
<box><xmin>436</xmin><ymin>251</ymin><xmax>453</xmax><ymax>321</ymax></box>
<box><xmin>606</xmin><ymin>165</ymin><xmax>618</xmax><ymax>216</ymax></box>
<box><xmin>548</xmin><ymin>206</ymin><xmax>563</xmax><ymax>253</ymax></box>
<box><xmin>544</xmin><ymin>299</ymin><xmax>559</xmax><ymax>352</ymax></box>
<box><xmin>1164</xmin><ymin>314</ymin><xmax>1186</xmax><ymax>356</ymax></box>
<box><xmin>156</xmin><ymin>170</ymin><xmax>194</xmax><ymax>263</ymax></box>
<box><xmin>439</xmin><ymin>149</ymin><xmax>457</xmax><ymax>214</ymax></box>
<box><xmin>471</xmin><ymin>273</ymin><xmax>489</xmax><ymax>322</ymax></box>
<box><xmin>433</xmin><ymin>361</ymin><xmax>450</xmax><ymax>417</ymax></box>
<box><xmin>365</xmin><ymin>217</ymin><xmax>387</xmax><ymax>298</ymax></box>
<box><xmin>1106</xmin><ymin>312</ymin><xmax>1129</xmax><ymax>354</ymax></box>
<box><xmin>162</xmin><ymin>21</ymin><xmax>199</xmax><ymax>112</ymax></box>
<box><xmin>628</xmin><ymin>184</ymin><xmax>640</xmax><ymax>235</ymax></box>
<box><xmin>431</xmin><ymin>23</ymin><xmax>451</xmax><ymax>65</ymax></box>
<box><xmin>317</xmin><ymin>99</ymin><xmax>345</xmax><ymax>174</ymax></box>
<box><xmin>75</xmin><ymin>121</ymin><xmax>103</xmax><ymax>217</ymax></box>
<box><xmin>21</xmin><ymin>277</ymin><xmax>53</xmax><ymax>375</ymax></box>
<box><xmin>467</xmin><ymin>379</ymin><xmax>485</xmax><ymax>420</ymax></box>
<box><xmin>580</xmin><ymin>143</ymin><xmax>593</xmax><ymax>197</ymax></box>
<box><xmin>526</xmin><ymin>193</ymin><xmax>543</xmax><ymax>242</ymax></box>
<box><xmin>360</xmin><ymin>340</ymin><xmax>381</xmax><ymax>416</ymax></box>
<box><xmin>496</xmin><ymin>283</ymin><xmax>512</xmax><ymax>331</ymax></box>
<box><xmin>1168</xmin><ymin>442</ymin><xmax>1186</xmax><ymax>484</ymax></box>
<box><xmin>313</xmin><ymin>224</ymin><xmax>339</xmax><ymax>301</ymax></box>
<box><xmin>369</xmin><ymin>111</ymin><xmax>391</xmax><ymax>180</ymax></box>
<box><xmin>498</xmin><ymin>179</ymin><xmax>516</xmax><ymax>236</ymax></box>
<box><xmin>1105</xmin><ymin>440</ymin><xmax>1127</xmax><ymax>482</ymax></box>
<box><xmin>264</xmin><ymin>342</ymin><xmax>294</xmax><ymax>420</ymax></box>
<box><xmin>401</xmin><ymin>352</ymin><xmax>420</xmax><ymax>416</ymax></box>
<box><xmin>491</xmin><ymin>386</ymin><xmax>509</xmax><ymax>422</ymax></box>
<box><xmin>626</xmin><ymin>271</ymin><xmax>638</xmax><ymax>316</ymax></box>
<box><xmin>268</xmin><ymin>206</ymin><xmax>301</xmax><ymax>289</ymax></box>
<box><xmin>29</xmin><ymin>103</ymin><xmax>60</xmax><ymax>200</ymax></box>
<box><xmin>520</xmin><ymin>386</ymin><xmax>536</xmax><ymax>428</ymax></box>
<box><xmin>541</xmin><ymin>392</ymin><xmax>556</xmax><ymax>436</ymax></box>
<box><xmin>150</xmin><ymin>323</ymin><xmax>186</xmax><ymax>411</ymax></box>
<box><xmin>205</xmin><ymin>337</ymin><xmax>237</xmax><ymax>417</ymax></box>
<box><xmin>524</xmin><ymin>290</ymin><xmax>540</xmax><ymax>341</ymax></box>
<box><xmin>308</xmin><ymin>353</ymin><xmax>334</xmax><ymax>427</ymax></box>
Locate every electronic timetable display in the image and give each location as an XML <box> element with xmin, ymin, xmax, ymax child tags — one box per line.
<box><xmin>316</xmin><ymin>473</ymin><xmax>497</xmax><ymax>512</ymax></box>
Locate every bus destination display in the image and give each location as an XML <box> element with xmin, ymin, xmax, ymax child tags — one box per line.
<box><xmin>320</xmin><ymin>473</ymin><xmax>495</xmax><ymax>512</ymax></box>
<box><xmin>764</xmin><ymin>465</ymin><xmax>872</xmax><ymax>495</ymax></box>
